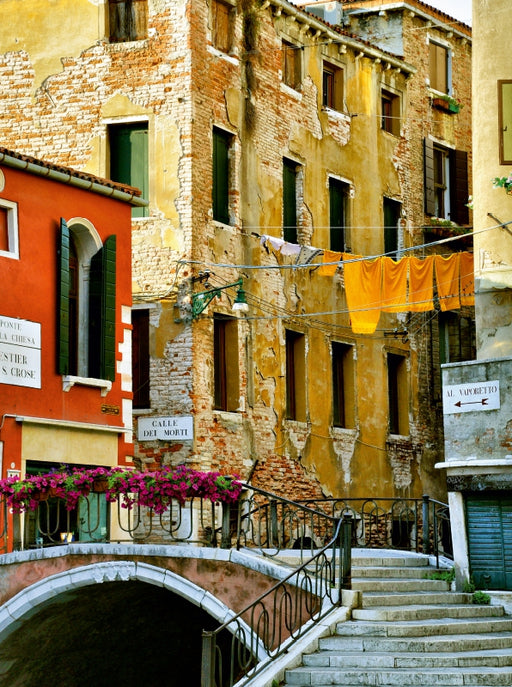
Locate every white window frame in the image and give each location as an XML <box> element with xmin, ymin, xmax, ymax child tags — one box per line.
<box><xmin>0</xmin><ymin>198</ymin><xmax>19</xmax><ymax>260</ymax></box>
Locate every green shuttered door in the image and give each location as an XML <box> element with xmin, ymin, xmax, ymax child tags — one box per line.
<box><xmin>466</xmin><ymin>494</ymin><xmax>512</xmax><ymax>590</ymax></box>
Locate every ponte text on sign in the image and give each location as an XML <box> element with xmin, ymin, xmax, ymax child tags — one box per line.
<box><xmin>137</xmin><ymin>416</ymin><xmax>194</xmax><ymax>441</ymax></box>
<box><xmin>0</xmin><ymin>315</ymin><xmax>41</xmax><ymax>389</ymax></box>
<box><xmin>443</xmin><ymin>380</ymin><xmax>500</xmax><ymax>415</ymax></box>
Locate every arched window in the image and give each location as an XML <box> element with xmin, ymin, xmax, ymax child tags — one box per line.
<box><xmin>58</xmin><ymin>218</ymin><xmax>117</xmax><ymax>381</ymax></box>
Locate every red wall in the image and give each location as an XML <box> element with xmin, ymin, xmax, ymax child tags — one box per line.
<box><xmin>0</xmin><ymin>162</ymin><xmax>134</xmax><ymax>469</ymax></box>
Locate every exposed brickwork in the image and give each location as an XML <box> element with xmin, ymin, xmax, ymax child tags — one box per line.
<box><xmin>0</xmin><ymin>0</ymin><xmax>472</xmax><ymax>506</ymax></box>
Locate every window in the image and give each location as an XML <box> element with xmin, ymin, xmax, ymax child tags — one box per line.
<box><xmin>429</xmin><ymin>41</ymin><xmax>449</xmax><ymax>94</ymax></box>
<box><xmin>329</xmin><ymin>178</ymin><xmax>349</xmax><ymax>252</ymax></box>
<box><xmin>322</xmin><ymin>62</ymin><xmax>344</xmax><ymax>111</ymax></box>
<box><xmin>212</xmin><ymin>0</ymin><xmax>233</xmax><ymax>53</ymax></box>
<box><xmin>387</xmin><ymin>352</ymin><xmax>409</xmax><ymax>436</ymax></box>
<box><xmin>282</xmin><ymin>40</ymin><xmax>301</xmax><ymax>90</ymax></box>
<box><xmin>381</xmin><ymin>89</ymin><xmax>400</xmax><ymax>136</ymax></box>
<box><xmin>285</xmin><ymin>329</ymin><xmax>306</xmax><ymax>422</ymax></box>
<box><xmin>25</xmin><ymin>461</ymin><xmax>108</xmax><ymax>545</ymax></box>
<box><xmin>0</xmin><ymin>198</ymin><xmax>18</xmax><ymax>259</ymax></box>
<box><xmin>439</xmin><ymin>312</ymin><xmax>475</xmax><ymax>364</ymax></box>
<box><xmin>58</xmin><ymin>218</ymin><xmax>117</xmax><ymax>381</ymax></box>
<box><xmin>214</xmin><ymin>315</ymin><xmax>239</xmax><ymax>411</ymax></box>
<box><xmin>424</xmin><ymin>138</ymin><xmax>468</xmax><ymax>224</ymax></box>
<box><xmin>212</xmin><ymin>127</ymin><xmax>232</xmax><ymax>225</ymax></box>
<box><xmin>498</xmin><ymin>80</ymin><xmax>512</xmax><ymax>165</ymax></box>
<box><xmin>108</xmin><ymin>0</ymin><xmax>148</xmax><ymax>42</ymax></box>
<box><xmin>109</xmin><ymin>122</ymin><xmax>149</xmax><ymax>218</ymax></box>
<box><xmin>332</xmin><ymin>342</ymin><xmax>355</xmax><ymax>428</ymax></box>
<box><xmin>283</xmin><ymin>158</ymin><xmax>300</xmax><ymax>244</ymax></box>
<box><xmin>383</xmin><ymin>197</ymin><xmax>401</xmax><ymax>260</ymax></box>
<box><xmin>132</xmin><ymin>308</ymin><xmax>150</xmax><ymax>409</ymax></box>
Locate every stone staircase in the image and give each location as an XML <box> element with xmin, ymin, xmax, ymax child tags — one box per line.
<box><xmin>281</xmin><ymin>550</ymin><xmax>512</xmax><ymax>686</ymax></box>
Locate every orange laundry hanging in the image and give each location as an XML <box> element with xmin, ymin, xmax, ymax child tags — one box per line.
<box><xmin>408</xmin><ymin>256</ymin><xmax>434</xmax><ymax>311</ymax></box>
<box><xmin>318</xmin><ymin>250</ymin><xmax>342</xmax><ymax>276</ymax></box>
<box><xmin>435</xmin><ymin>254</ymin><xmax>461</xmax><ymax>311</ymax></box>
<box><xmin>343</xmin><ymin>254</ymin><xmax>382</xmax><ymax>333</ymax></box>
<box><xmin>459</xmin><ymin>251</ymin><xmax>475</xmax><ymax>306</ymax></box>
<box><xmin>381</xmin><ymin>256</ymin><xmax>408</xmax><ymax>312</ymax></box>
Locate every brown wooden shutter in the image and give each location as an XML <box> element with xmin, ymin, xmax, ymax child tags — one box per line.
<box><xmin>424</xmin><ymin>138</ymin><xmax>436</xmax><ymax>216</ymax></box>
<box><xmin>450</xmin><ymin>149</ymin><xmax>469</xmax><ymax>225</ymax></box>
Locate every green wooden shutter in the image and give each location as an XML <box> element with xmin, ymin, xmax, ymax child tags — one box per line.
<box><xmin>424</xmin><ymin>138</ymin><xmax>436</xmax><ymax>216</ymax></box>
<box><xmin>57</xmin><ymin>218</ymin><xmax>71</xmax><ymax>375</ymax></box>
<box><xmin>283</xmin><ymin>159</ymin><xmax>298</xmax><ymax>244</ymax></box>
<box><xmin>89</xmin><ymin>236</ymin><xmax>117</xmax><ymax>381</ymax></box>
<box><xmin>110</xmin><ymin>123</ymin><xmax>148</xmax><ymax>217</ymax></box>
<box><xmin>450</xmin><ymin>149</ymin><xmax>469</xmax><ymax>225</ymax></box>
<box><xmin>466</xmin><ymin>495</ymin><xmax>512</xmax><ymax>590</ymax></box>
<box><xmin>213</xmin><ymin>129</ymin><xmax>230</xmax><ymax>224</ymax></box>
<box><xmin>329</xmin><ymin>179</ymin><xmax>345</xmax><ymax>252</ymax></box>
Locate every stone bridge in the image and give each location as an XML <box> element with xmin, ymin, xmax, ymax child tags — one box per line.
<box><xmin>0</xmin><ymin>544</ymin><xmax>292</xmax><ymax>685</ymax></box>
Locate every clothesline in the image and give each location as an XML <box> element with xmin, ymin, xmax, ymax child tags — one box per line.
<box><xmin>259</xmin><ymin>236</ymin><xmax>474</xmax><ymax>334</ymax></box>
<box><xmin>340</xmin><ymin>252</ymin><xmax>473</xmax><ymax>334</ymax></box>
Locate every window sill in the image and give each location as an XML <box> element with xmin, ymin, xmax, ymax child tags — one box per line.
<box><xmin>62</xmin><ymin>375</ymin><xmax>112</xmax><ymax>397</ymax></box>
<box><xmin>207</xmin><ymin>45</ymin><xmax>239</xmax><ymax>65</ymax></box>
<box><xmin>322</xmin><ymin>106</ymin><xmax>350</xmax><ymax>122</ymax></box>
<box><xmin>280</xmin><ymin>83</ymin><xmax>302</xmax><ymax>100</ymax></box>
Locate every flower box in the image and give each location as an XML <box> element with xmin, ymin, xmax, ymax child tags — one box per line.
<box><xmin>0</xmin><ymin>466</ymin><xmax>242</xmax><ymax>513</ymax></box>
<box><xmin>432</xmin><ymin>97</ymin><xmax>460</xmax><ymax>114</ymax></box>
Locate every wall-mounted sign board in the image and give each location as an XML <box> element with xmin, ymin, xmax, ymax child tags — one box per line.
<box><xmin>0</xmin><ymin>315</ymin><xmax>41</xmax><ymax>389</ymax></box>
<box><xmin>443</xmin><ymin>380</ymin><xmax>500</xmax><ymax>415</ymax></box>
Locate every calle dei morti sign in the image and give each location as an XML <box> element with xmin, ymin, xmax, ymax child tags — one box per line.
<box><xmin>0</xmin><ymin>315</ymin><xmax>41</xmax><ymax>389</ymax></box>
<box><xmin>137</xmin><ymin>416</ymin><xmax>194</xmax><ymax>441</ymax></box>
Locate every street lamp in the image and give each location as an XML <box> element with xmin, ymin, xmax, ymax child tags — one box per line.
<box><xmin>191</xmin><ymin>278</ymin><xmax>249</xmax><ymax>319</ymax></box>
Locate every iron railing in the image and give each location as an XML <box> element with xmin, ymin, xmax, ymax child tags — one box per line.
<box><xmin>9</xmin><ymin>493</ymin><xmax>227</xmax><ymax>551</ymax></box>
<box><xmin>201</xmin><ymin>513</ymin><xmax>353</xmax><ymax>687</ymax></box>
<box><xmin>198</xmin><ymin>486</ymin><xmax>452</xmax><ymax>686</ymax></box>
<box><xmin>297</xmin><ymin>494</ymin><xmax>453</xmax><ymax>563</ymax></box>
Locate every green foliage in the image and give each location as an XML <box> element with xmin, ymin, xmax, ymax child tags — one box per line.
<box><xmin>463</xmin><ymin>578</ymin><xmax>475</xmax><ymax>593</ymax></box>
<box><xmin>427</xmin><ymin>567</ymin><xmax>455</xmax><ymax>583</ymax></box>
<box><xmin>472</xmin><ymin>590</ymin><xmax>491</xmax><ymax>605</ymax></box>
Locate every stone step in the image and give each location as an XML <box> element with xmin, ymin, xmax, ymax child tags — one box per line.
<box><xmin>319</xmin><ymin>631</ymin><xmax>512</xmax><ymax>654</ymax></box>
<box><xmin>353</xmin><ymin>603</ymin><xmax>505</xmax><ymax>622</ymax></box>
<box><xmin>353</xmin><ymin>564</ymin><xmax>446</xmax><ymax>579</ymax></box>
<box><xmin>352</xmin><ymin>577</ymin><xmax>450</xmax><ymax>592</ymax></box>
<box><xmin>361</xmin><ymin>591</ymin><xmax>470</xmax><ymax>607</ymax></box>
<box><xmin>284</xmin><ymin>665</ymin><xmax>512</xmax><ymax>685</ymax></box>
<box><xmin>335</xmin><ymin>617</ymin><xmax>512</xmax><ymax>638</ymax></box>
<box><xmin>303</xmin><ymin>648</ymin><xmax>512</xmax><ymax>669</ymax></box>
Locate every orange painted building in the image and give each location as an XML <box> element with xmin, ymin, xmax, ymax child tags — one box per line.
<box><xmin>0</xmin><ymin>148</ymin><xmax>146</xmax><ymax>486</ymax></box>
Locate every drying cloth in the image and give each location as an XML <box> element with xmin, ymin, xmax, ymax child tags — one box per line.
<box><xmin>460</xmin><ymin>251</ymin><xmax>475</xmax><ymax>306</ymax></box>
<box><xmin>296</xmin><ymin>245</ymin><xmax>322</xmax><ymax>264</ymax></box>
<box><xmin>381</xmin><ymin>256</ymin><xmax>408</xmax><ymax>312</ymax></box>
<box><xmin>343</xmin><ymin>255</ymin><xmax>382</xmax><ymax>333</ymax></box>
<box><xmin>408</xmin><ymin>256</ymin><xmax>434</xmax><ymax>311</ymax></box>
<box><xmin>435</xmin><ymin>254</ymin><xmax>461</xmax><ymax>311</ymax></box>
<box><xmin>318</xmin><ymin>250</ymin><xmax>342</xmax><ymax>276</ymax></box>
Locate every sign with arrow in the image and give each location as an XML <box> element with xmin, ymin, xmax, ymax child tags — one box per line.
<box><xmin>443</xmin><ymin>380</ymin><xmax>500</xmax><ymax>415</ymax></box>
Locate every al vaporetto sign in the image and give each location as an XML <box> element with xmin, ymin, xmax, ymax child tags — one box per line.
<box><xmin>443</xmin><ymin>380</ymin><xmax>500</xmax><ymax>415</ymax></box>
<box><xmin>0</xmin><ymin>315</ymin><xmax>41</xmax><ymax>389</ymax></box>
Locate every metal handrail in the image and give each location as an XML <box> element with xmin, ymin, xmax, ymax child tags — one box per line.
<box><xmin>201</xmin><ymin>514</ymin><xmax>353</xmax><ymax>687</ymax></box>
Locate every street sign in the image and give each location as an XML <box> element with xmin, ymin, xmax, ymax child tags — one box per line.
<box><xmin>443</xmin><ymin>380</ymin><xmax>500</xmax><ymax>415</ymax></box>
<box><xmin>137</xmin><ymin>415</ymin><xmax>194</xmax><ymax>441</ymax></box>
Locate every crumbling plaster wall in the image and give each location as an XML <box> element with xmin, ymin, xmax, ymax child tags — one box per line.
<box><xmin>0</xmin><ymin>0</ymin><xmax>450</xmax><ymax>502</ymax></box>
